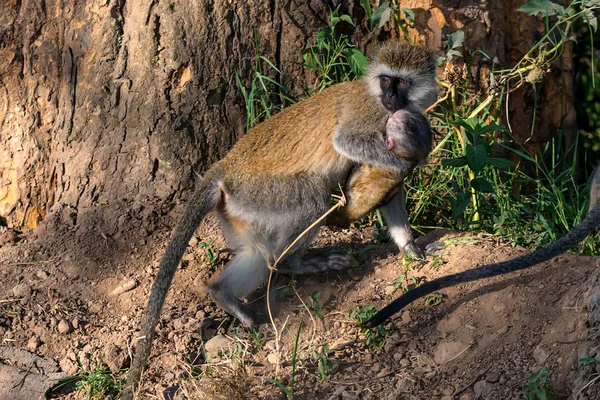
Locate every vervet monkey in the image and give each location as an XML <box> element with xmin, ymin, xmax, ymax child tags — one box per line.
<box><xmin>123</xmin><ymin>42</ymin><xmax>437</xmax><ymax>397</ymax></box>
<box><xmin>364</xmin><ymin>167</ymin><xmax>600</xmax><ymax>328</ymax></box>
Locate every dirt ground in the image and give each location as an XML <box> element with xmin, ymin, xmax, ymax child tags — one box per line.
<box><xmin>0</xmin><ymin>212</ymin><xmax>599</xmax><ymax>400</ymax></box>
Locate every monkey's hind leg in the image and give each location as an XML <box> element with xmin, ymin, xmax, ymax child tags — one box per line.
<box><xmin>275</xmin><ymin>252</ymin><xmax>352</xmax><ymax>275</ymax></box>
<box><xmin>208</xmin><ymin>245</ymin><xmax>270</xmax><ymax>329</ymax></box>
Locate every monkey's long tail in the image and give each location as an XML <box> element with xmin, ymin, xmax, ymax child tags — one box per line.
<box><xmin>364</xmin><ymin>198</ymin><xmax>600</xmax><ymax>329</ymax></box>
<box><xmin>122</xmin><ymin>178</ymin><xmax>219</xmax><ymax>399</ymax></box>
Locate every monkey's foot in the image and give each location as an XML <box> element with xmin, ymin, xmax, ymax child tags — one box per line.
<box><xmin>276</xmin><ymin>253</ymin><xmax>352</xmax><ymax>275</ymax></box>
<box><xmin>424</xmin><ymin>241</ymin><xmax>445</xmax><ymax>257</ymax></box>
<box><xmin>403</xmin><ymin>241</ymin><xmax>426</xmax><ymax>260</ymax></box>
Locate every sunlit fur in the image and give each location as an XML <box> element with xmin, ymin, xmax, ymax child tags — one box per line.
<box><xmin>366</xmin><ymin>42</ymin><xmax>438</xmax><ymax>110</ymax></box>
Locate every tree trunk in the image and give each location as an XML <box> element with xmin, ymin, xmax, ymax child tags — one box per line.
<box><xmin>0</xmin><ymin>0</ymin><xmax>357</xmax><ymax>254</ymax></box>
<box><xmin>0</xmin><ymin>0</ymin><xmax>575</xmax><ymax>252</ymax></box>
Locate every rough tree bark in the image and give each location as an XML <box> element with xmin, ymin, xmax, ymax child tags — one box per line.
<box><xmin>0</xmin><ymin>0</ymin><xmax>574</xmax><ymax>255</ymax></box>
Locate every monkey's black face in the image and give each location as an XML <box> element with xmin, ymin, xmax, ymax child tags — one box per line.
<box><xmin>379</xmin><ymin>75</ymin><xmax>411</xmax><ymax>112</ymax></box>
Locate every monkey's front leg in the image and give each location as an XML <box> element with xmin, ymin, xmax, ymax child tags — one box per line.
<box><xmin>379</xmin><ymin>184</ymin><xmax>425</xmax><ymax>259</ymax></box>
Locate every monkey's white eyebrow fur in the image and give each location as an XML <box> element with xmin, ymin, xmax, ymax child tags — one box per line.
<box><xmin>366</xmin><ymin>63</ymin><xmax>437</xmax><ymax>109</ymax></box>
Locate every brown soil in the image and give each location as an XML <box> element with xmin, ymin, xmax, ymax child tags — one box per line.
<box><xmin>0</xmin><ymin>215</ymin><xmax>599</xmax><ymax>400</ymax></box>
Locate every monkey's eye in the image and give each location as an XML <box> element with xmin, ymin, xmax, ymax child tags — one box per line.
<box><xmin>381</xmin><ymin>76</ymin><xmax>391</xmax><ymax>85</ymax></box>
<box><xmin>397</xmin><ymin>78</ymin><xmax>406</xmax><ymax>87</ymax></box>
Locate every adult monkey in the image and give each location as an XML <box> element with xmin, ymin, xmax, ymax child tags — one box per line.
<box><xmin>364</xmin><ymin>168</ymin><xmax>600</xmax><ymax>328</ymax></box>
<box><xmin>123</xmin><ymin>42</ymin><xmax>437</xmax><ymax>397</ymax></box>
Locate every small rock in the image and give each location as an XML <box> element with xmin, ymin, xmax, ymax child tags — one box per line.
<box><xmin>36</xmin><ymin>270</ymin><xmax>49</xmax><ymax>280</ymax></box>
<box><xmin>441</xmin><ymin>396</ymin><xmax>454</xmax><ymax>400</ymax></box>
<box><xmin>399</xmin><ymin>358</ymin><xmax>410</xmax><ymax>368</ymax></box>
<box><xmin>12</xmin><ymin>283</ymin><xmax>32</xmax><ymax>298</ymax></box>
<box><xmin>58</xmin><ymin>320</ymin><xmax>72</xmax><ymax>334</ymax></box>
<box><xmin>393</xmin><ymin>352</ymin><xmax>403</xmax><ymax>361</ymax></box>
<box><xmin>59</xmin><ymin>358</ymin><xmax>78</xmax><ymax>375</ymax></box>
<box><xmin>486</xmin><ymin>372</ymin><xmax>500</xmax><ymax>383</ymax></box>
<box><xmin>376</xmin><ymin>367</ymin><xmax>390</xmax><ymax>378</ymax></box>
<box><xmin>267</xmin><ymin>353</ymin><xmax>278</xmax><ymax>364</ymax></box>
<box><xmin>533</xmin><ymin>345</ymin><xmax>550</xmax><ymax>365</ymax></box>
<box><xmin>401</xmin><ymin>311</ymin><xmax>411</xmax><ymax>324</ymax></box>
<box><xmin>189</xmin><ymin>236</ymin><xmax>199</xmax><ymax>247</ymax></box>
<box><xmin>371</xmin><ymin>362</ymin><xmax>382</xmax><ymax>373</ymax></box>
<box><xmin>433</xmin><ymin>341</ymin><xmax>467</xmax><ymax>364</ymax></box>
<box><xmin>459</xmin><ymin>394</ymin><xmax>474</xmax><ymax>400</ymax></box>
<box><xmin>104</xmin><ymin>343</ymin><xmax>127</xmax><ymax>372</ymax></box>
<box><xmin>27</xmin><ymin>336</ymin><xmax>41</xmax><ymax>351</ymax></box>
<box><xmin>473</xmin><ymin>380</ymin><xmax>494</xmax><ymax>398</ymax></box>
<box><xmin>341</xmin><ymin>391</ymin><xmax>358</xmax><ymax>400</ymax></box>
<box><xmin>497</xmin><ymin>325</ymin><xmax>509</xmax><ymax>335</ymax></box>
<box><xmin>72</xmin><ymin>318</ymin><xmax>80</xmax><ymax>330</ymax></box>
<box><xmin>384</xmin><ymin>286</ymin><xmax>395</xmax><ymax>296</ymax></box>
<box><xmin>204</xmin><ymin>335</ymin><xmax>232</xmax><ymax>360</ymax></box>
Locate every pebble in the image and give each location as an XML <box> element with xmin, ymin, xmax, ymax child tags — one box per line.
<box><xmin>58</xmin><ymin>319</ymin><xmax>72</xmax><ymax>334</ymax></box>
<box><xmin>267</xmin><ymin>353</ymin><xmax>278</xmax><ymax>364</ymax></box>
<box><xmin>36</xmin><ymin>270</ymin><xmax>49</xmax><ymax>279</ymax></box>
<box><xmin>371</xmin><ymin>362</ymin><xmax>382</xmax><ymax>373</ymax></box>
<box><xmin>486</xmin><ymin>372</ymin><xmax>500</xmax><ymax>383</ymax></box>
<box><xmin>473</xmin><ymin>380</ymin><xmax>494</xmax><ymax>398</ymax></box>
<box><xmin>72</xmin><ymin>318</ymin><xmax>80</xmax><ymax>330</ymax></box>
<box><xmin>459</xmin><ymin>394</ymin><xmax>474</xmax><ymax>400</ymax></box>
<box><xmin>341</xmin><ymin>391</ymin><xmax>358</xmax><ymax>400</ymax></box>
<box><xmin>59</xmin><ymin>358</ymin><xmax>78</xmax><ymax>375</ymax></box>
<box><xmin>27</xmin><ymin>336</ymin><xmax>40</xmax><ymax>351</ymax></box>
<box><xmin>12</xmin><ymin>283</ymin><xmax>32</xmax><ymax>298</ymax></box>
<box><xmin>399</xmin><ymin>358</ymin><xmax>410</xmax><ymax>368</ymax></box>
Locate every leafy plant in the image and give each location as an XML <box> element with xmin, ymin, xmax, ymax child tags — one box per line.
<box><xmin>236</xmin><ymin>37</ymin><xmax>296</xmax><ymax>130</ymax></box>
<box><xmin>522</xmin><ymin>368</ymin><xmax>551</xmax><ymax>400</ymax></box>
<box><xmin>442</xmin><ymin>117</ymin><xmax>514</xmax><ymax>227</ymax></box>
<box><xmin>266</xmin><ymin>322</ymin><xmax>303</xmax><ymax>399</ymax></box>
<box><xmin>350</xmin><ymin>304</ymin><xmax>388</xmax><ymax>350</ymax></box>
<box><xmin>53</xmin><ymin>362</ymin><xmax>124</xmax><ymax>399</ymax></box>
<box><xmin>424</xmin><ymin>291</ymin><xmax>445</xmax><ymax>306</ymax></box>
<box><xmin>302</xmin><ymin>5</ymin><xmax>368</xmax><ymax>91</ymax></box>
<box><xmin>308</xmin><ymin>290</ymin><xmax>325</xmax><ymax>319</ymax></box>
<box><xmin>198</xmin><ymin>240</ymin><xmax>219</xmax><ymax>266</ymax></box>
<box><xmin>312</xmin><ymin>344</ymin><xmax>333</xmax><ymax>381</ymax></box>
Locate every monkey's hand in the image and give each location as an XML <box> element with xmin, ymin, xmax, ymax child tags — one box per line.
<box><xmin>332</xmin><ymin>128</ymin><xmax>418</xmax><ymax>174</ymax></box>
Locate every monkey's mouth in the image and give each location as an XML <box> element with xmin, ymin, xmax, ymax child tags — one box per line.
<box><xmin>385</xmin><ymin>137</ymin><xmax>395</xmax><ymax>150</ymax></box>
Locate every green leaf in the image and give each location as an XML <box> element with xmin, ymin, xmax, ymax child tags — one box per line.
<box><xmin>372</xmin><ymin>3</ymin><xmax>392</xmax><ymax>29</ymax></box>
<box><xmin>348</xmin><ymin>48</ymin><xmax>369</xmax><ymax>76</ymax></box>
<box><xmin>401</xmin><ymin>7</ymin><xmax>415</xmax><ymax>23</ymax></box>
<box><xmin>470</xmin><ymin>177</ymin><xmax>494</xmax><ymax>193</ymax></box>
<box><xmin>487</xmin><ymin>157</ymin><xmax>516</xmax><ymax>169</ymax></box>
<box><xmin>338</xmin><ymin>14</ymin><xmax>355</xmax><ymax>27</ymax></box>
<box><xmin>442</xmin><ymin>157</ymin><xmax>468</xmax><ymax>167</ymax></box>
<box><xmin>447</xmin><ymin>30</ymin><xmax>465</xmax><ymax>50</ymax></box>
<box><xmin>583</xmin><ymin>9</ymin><xmax>598</xmax><ymax>32</ymax></box>
<box><xmin>465</xmin><ymin>143</ymin><xmax>488</xmax><ymax>173</ymax></box>
<box><xmin>360</xmin><ymin>0</ymin><xmax>373</xmax><ymax>21</ymax></box>
<box><xmin>478</xmin><ymin>123</ymin><xmax>508</xmax><ymax>135</ymax></box>
<box><xmin>517</xmin><ymin>0</ymin><xmax>565</xmax><ymax>17</ymax></box>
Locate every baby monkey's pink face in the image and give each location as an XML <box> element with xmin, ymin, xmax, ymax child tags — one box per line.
<box><xmin>384</xmin><ymin>108</ymin><xmax>432</xmax><ymax>162</ymax></box>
